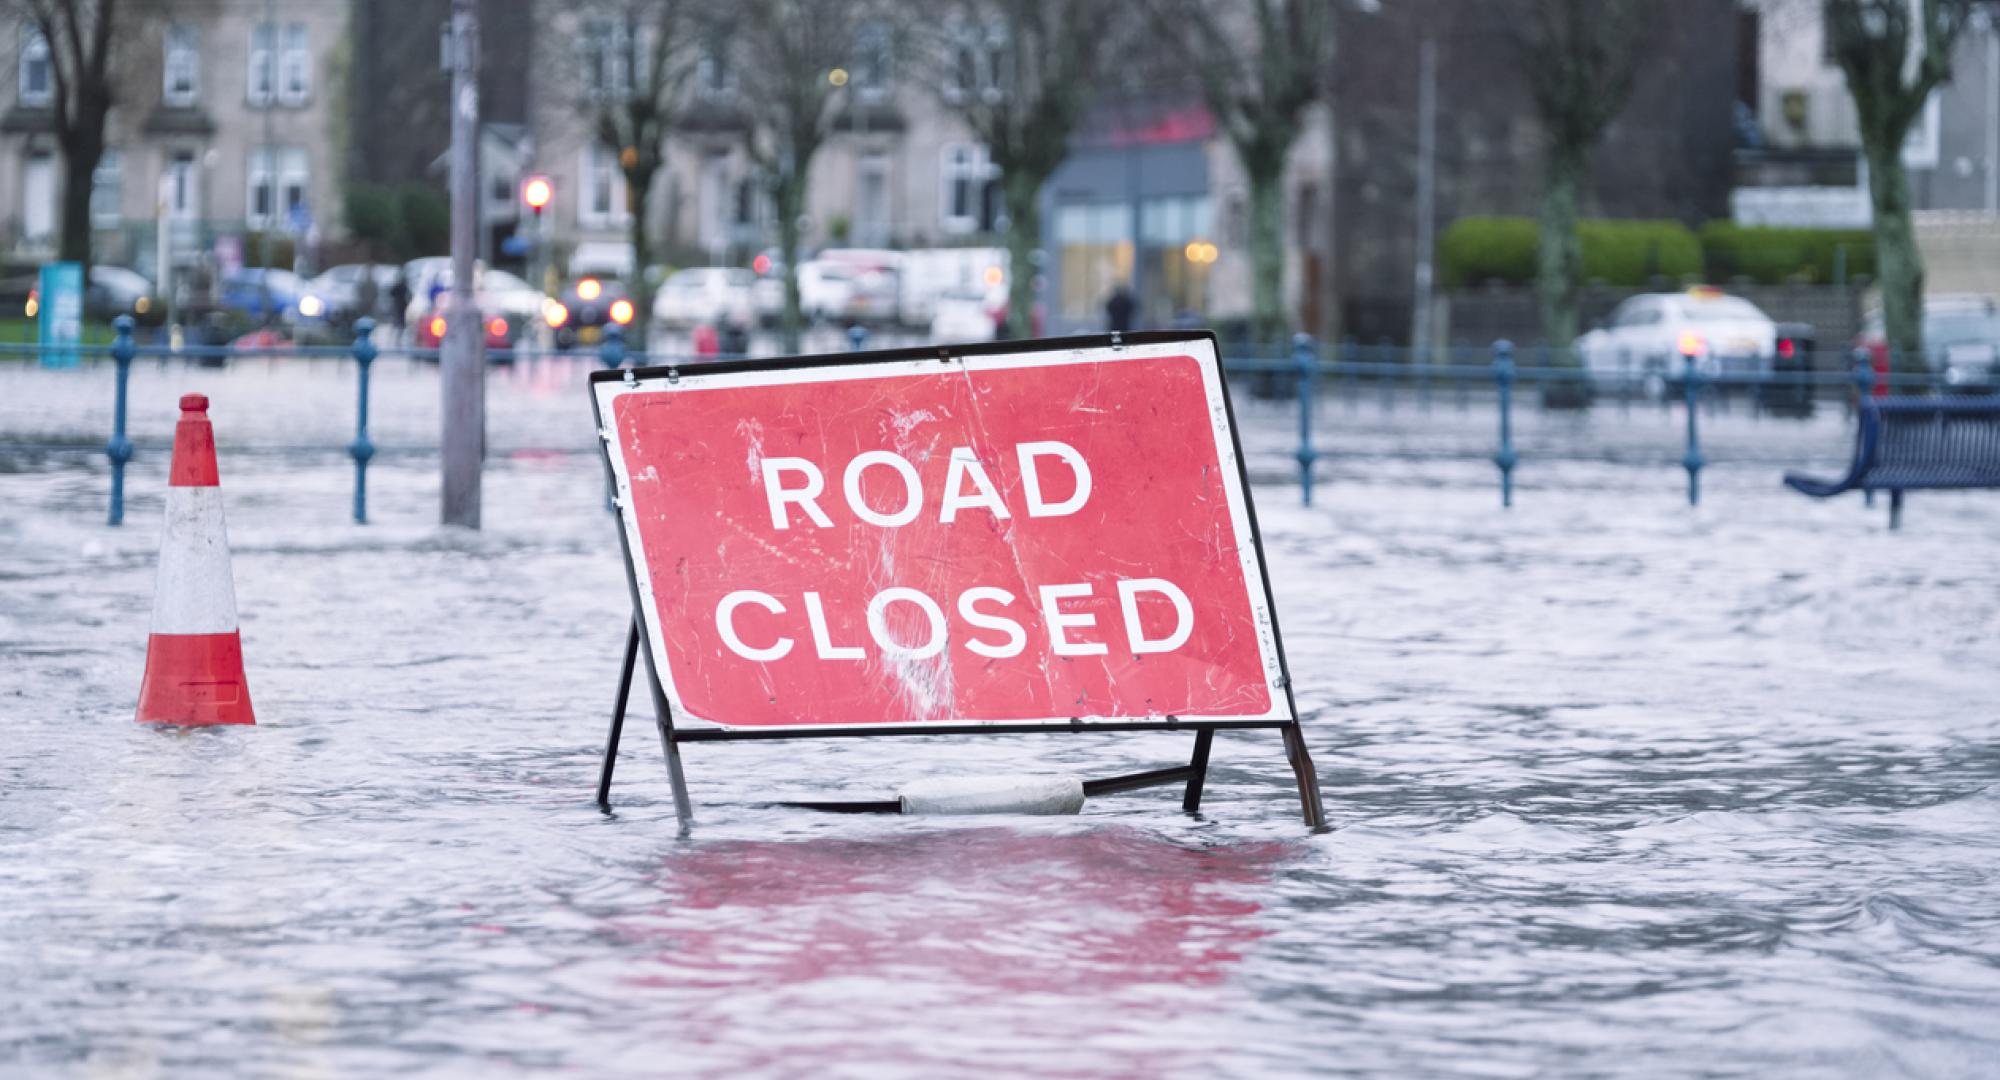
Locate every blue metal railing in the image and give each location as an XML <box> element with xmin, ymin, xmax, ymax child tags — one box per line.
<box><xmin>2</xmin><ymin>329</ymin><xmax>1957</xmax><ymax>525</ymax></box>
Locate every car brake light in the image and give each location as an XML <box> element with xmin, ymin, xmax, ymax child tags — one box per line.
<box><xmin>487</xmin><ymin>317</ymin><xmax>508</xmax><ymax>338</ymax></box>
<box><xmin>1777</xmin><ymin>338</ymin><xmax>1795</xmax><ymax>359</ymax></box>
<box><xmin>1677</xmin><ymin>331</ymin><xmax>1705</xmax><ymax>357</ymax></box>
<box><xmin>429</xmin><ymin>315</ymin><xmax>447</xmax><ymax>339</ymax></box>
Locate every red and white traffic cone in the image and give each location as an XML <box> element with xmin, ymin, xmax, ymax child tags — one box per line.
<box><xmin>137</xmin><ymin>394</ymin><xmax>255</xmax><ymax>726</ymax></box>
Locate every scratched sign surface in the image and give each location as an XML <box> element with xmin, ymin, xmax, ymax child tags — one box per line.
<box><xmin>594</xmin><ymin>339</ymin><xmax>1287</xmax><ymax>730</ymax></box>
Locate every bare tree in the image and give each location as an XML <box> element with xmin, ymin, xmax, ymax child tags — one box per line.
<box><xmin>926</xmin><ymin>0</ymin><xmax>1117</xmax><ymax>338</ymax></box>
<box><xmin>576</xmin><ymin>0</ymin><xmax>695</xmax><ymax>292</ymax></box>
<box><xmin>1154</xmin><ymin>0</ymin><xmax>1332</xmax><ymax>342</ymax></box>
<box><xmin>9</xmin><ymin>0</ymin><xmax>141</xmax><ymax>268</ymax></box>
<box><xmin>1825</xmin><ymin>0</ymin><xmax>1981</xmax><ymax>370</ymax></box>
<box><xmin>1516</xmin><ymin>0</ymin><xmax>1658</xmax><ymax>357</ymax></box>
<box><xmin>724</xmin><ymin>0</ymin><xmax>872</xmax><ymax>352</ymax></box>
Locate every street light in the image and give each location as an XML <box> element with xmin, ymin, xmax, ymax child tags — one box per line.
<box><xmin>521</xmin><ymin>174</ymin><xmax>553</xmax><ymax>298</ymax></box>
<box><xmin>522</xmin><ymin>175</ymin><xmax>553</xmax><ymax>213</ymax></box>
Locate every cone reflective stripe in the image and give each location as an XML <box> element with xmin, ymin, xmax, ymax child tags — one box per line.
<box><xmin>137</xmin><ymin>394</ymin><xmax>255</xmax><ymax>726</ymax></box>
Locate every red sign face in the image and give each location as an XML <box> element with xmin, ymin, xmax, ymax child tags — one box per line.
<box><xmin>595</xmin><ymin>340</ymin><xmax>1286</xmax><ymax>730</ymax></box>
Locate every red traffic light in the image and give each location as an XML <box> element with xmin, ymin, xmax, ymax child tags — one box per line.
<box><xmin>522</xmin><ymin>175</ymin><xmax>553</xmax><ymax>211</ymax></box>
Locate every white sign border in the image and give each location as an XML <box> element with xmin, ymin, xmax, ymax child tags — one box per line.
<box><xmin>593</xmin><ymin>336</ymin><xmax>1293</xmax><ymax>733</ymax></box>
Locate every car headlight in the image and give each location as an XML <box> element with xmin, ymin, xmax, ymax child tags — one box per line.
<box><xmin>298</xmin><ymin>295</ymin><xmax>324</xmax><ymax>318</ymax></box>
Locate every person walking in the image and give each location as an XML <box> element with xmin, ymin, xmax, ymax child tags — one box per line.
<box><xmin>1105</xmin><ymin>286</ymin><xmax>1136</xmax><ymax>335</ymax></box>
<box><xmin>387</xmin><ymin>271</ymin><xmax>411</xmax><ymax>343</ymax></box>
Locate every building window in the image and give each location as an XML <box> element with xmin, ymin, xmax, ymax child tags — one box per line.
<box><xmin>167</xmin><ymin>150</ymin><xmax>198</xmax><ymax>219</ymax></box>
<box><xmin>247</xmin><ymin>147</ymin><xmax>307</xmax><ymax>228</ymax></box>
<box><xmin>248</xmin><ymin>23</ymin><xmax>273</xmax><ymax>106</ymax></box>
<box><xmin>854</xmin><ymin>20</ymin><xmax>891</xmax><ymax>98</ymax></box>
<box><xmin>247</xmin><ymin>150</ymin><xmax>274</xmax><ymax>226</ymax></box>
<box><xmin>580</xmin><ymin>144</ymin><xmax>628</xmax><ymax>228</ymax></box>
<box><xmin>582</xmin><ymin>19</ymin><xmax>631</xmax><ymax>98</ymax></box>
<box><xmin>279</xmin><ymin>24</ymin><xmax>309</xmax><ymax>105</ymax></box>
<box><xmin>20</xmin><ymin>29</ymin><xmax>50</xmax><ymax>106</ymax></box>
<box><xmin>697</xmin><ymin>27</ymin><xmax>734</xmax><ymax>96</ymax></box>
<box><xmin>91</xmin><ymin>151</ymin><xmax>121</xmax><ymax>228</ymax></box>
<box><xmin>943</xmin><ymin>17</ymin><xmax>1004</xmax><ymax>102</ymax></box>
<box><xmin>279</xmin><ymin>147</ymin><xmax>308</xmax><ymax>220</ymax></box>
<box><xmin>940</xmin><ymin>143</ymin><xmax>998</xmax><ymax>234</ymax></box>
<box><xmin>163</xmin><ymin>24</ymin><xmax>199</xmax><ymax>106</ymax></box>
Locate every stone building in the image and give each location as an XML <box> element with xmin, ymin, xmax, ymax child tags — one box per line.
<box><xmin>0</xmin><ymin>0</ymin><xmax>352</xmax><ymax>275</ymax></box>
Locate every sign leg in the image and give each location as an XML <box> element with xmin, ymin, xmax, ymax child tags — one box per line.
<box><xmin>596</xmin><ymin>620</ymin><xmax>641</xmax><ymax>809</ymax></box>
<box><xmin>657</xmin><ymin>717</ymin><xmax>693</xmax><ymax>827</ymax></box>
<box><xmin>1181</xmin><ymin>729</ymin><xmax>1215</xmax><ymax>812</ymax></box>
<box><xmin>1281</xmin><ymin>723</ymin><xmax>1328</xmax><ymax>829</ymax></box>
<box><xmin>634</xmin><ymin>627</ymin><xmax>696</xmax><ymax>828</ymax></box>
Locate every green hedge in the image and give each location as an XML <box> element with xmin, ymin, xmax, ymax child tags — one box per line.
<box><xmin>1441</xmin><ymin>215</ymin><xmax>1876</xmax><ymax>288</ymax></box>
<box><xmin>1440</xmin><ymin>216</ymin><xmax>1701</xmax><ymax>288</ymax></box>
<box><xmin>1697</xmin><ymin>223</ymin><xmax>1874</xmax><ymax>285</ymax></box>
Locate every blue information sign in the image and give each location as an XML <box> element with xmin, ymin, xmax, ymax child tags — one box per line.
<box><xmin>38</xmin><ymin>261</ymin><xmax>83</xmax><ymax>368</ymax></box>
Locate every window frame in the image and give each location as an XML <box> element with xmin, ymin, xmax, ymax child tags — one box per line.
<box><xmin>939</xmin><ymin>142</ymin><xmax>997</xmax><ymax>235</ymax></box>
<box><xmin>246</xmin><ymin>147</ymin><xmax>275</xmax><ymax>228</ymax></box>
<box><xmin>163</xmin><ymin>23</ymin><xmax>199</xmax><ymax>107</ymax></box>
<box><xmin>579</xmin><ymin>143</ymin><xmax>629</xmax><ymax>229</ymax></box>
<box><xmin>90</xmin><ymin>149</ymin><xmax>121</xmax><ymax>228</ymax></box>
<box><xmin>247</xmin><ymin>23</ymin><xmax>274</xmax><ymax>107</ymax></box>
<box><xmin>19</xmin><ymin>28</ymin><xmax>50</xmax><ymax>107</ymax></box>
<box><xmin>278</xmin><ymin>23</ymin><xmax>310</xmax><ymax>106</ymax></box>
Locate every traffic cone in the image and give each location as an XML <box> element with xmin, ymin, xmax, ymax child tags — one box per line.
<box><xmin>137</xmin><ymin>393</ymin><xmax>255</xmax><ymax>726</ymax></box>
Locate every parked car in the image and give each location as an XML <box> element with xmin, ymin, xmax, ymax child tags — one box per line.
<box><xmin>220</xmin><ymin>268</ymin><xmax>311</xmax><ymax>323</ymax></box>
<box><xmin>414</xmin><ymin>306</ymin><xmax>520</xmax><ymax>352</ymax></box>
<box><xmin>547</xmin><ymin>276</ymin><xmax>638</xmax><ymax>348</ymax></box>
<box><xmin>899</xmin><ymin>248</ymin><xmax>1007</xmax><ymax>328</ymax></box>
<box><xmin>85</xmin><ymin>266</ymin><xmax>164</xmax><ymax>323</ymax></box>
<box><xmin>814</xmin><ymin>248</ymin><xmax>904</xmax><ymax>323</ymax></box>
<box><xmin>303</xmin><ymin>263</ymin><xmax>400</xmax><ymax>325</ymax></box>
<box><xmin>928</xmin><ymin>285</ymin><xmax>1005</xmax><ymax>344</ymax></box>
<box><xmin>1854</xmin><ymin>296</ymin><xmax>2000</xmax><ymax>393</ymax></box>
<box><xmin>652</xmin><ymin>267</ymin><xmax>757</xmax><ymax>329</ymax></box>
<box><xmin>401</xmin><ymin>259</ymin><xmax>541</xmax><ymax>350</ymax></box>
<box><xmin>1577</xmin><ymin>287</ymin><xmax>1777</xmax><ymax>397</ymax></box>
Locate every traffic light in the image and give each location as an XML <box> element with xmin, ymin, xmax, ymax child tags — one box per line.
<box><xmin>522</xmin><ymin>175</ymin><xmax>553</xmax><ymax>216</ymax></box>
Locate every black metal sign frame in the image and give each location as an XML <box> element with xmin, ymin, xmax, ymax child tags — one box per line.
<box><xmin>588</xmin><ymin>330</ymin><xmax>1326</xmax><ymax>829</ymax></box>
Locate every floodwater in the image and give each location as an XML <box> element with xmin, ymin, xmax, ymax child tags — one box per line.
<box><xmin>3</xmin><ymin>362</ymin><xmax>1999</xmax><ymax>1077</ymax></box>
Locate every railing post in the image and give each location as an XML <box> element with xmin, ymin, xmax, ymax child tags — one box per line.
<box><xmin>1683</xmin><ymin>351</ymin><xmax>1704</xmax><ymax>507</ymax></box>
<box><xmin>1377</xmin><ymin>336</ymin><xmax>1394</xmax><ymax>414</ymax></box>
<box><xmin>1493</xmin><ymin>339</ymin><xmax>1517</xmax><ymax>508</ymax></box>
<box><xmin>350</xmin><ymin>318</ymin><xmax>378</xmax><ymax>524</ymax></box>
<box><xmin>1293</xmin><ymin>333</ymin><xmax>1319</xmax><ymax>506</ymax></box>
<box><xmin>1341</xmin><ymin>335</ymin><xmax>1359</xmax><ymax>410</ymax></box>
<box><xmin>599</xmin><ymin>322</ymin><xmax>626</xmax><ymax>371</ymax></box>
<box><xmin>847</xmin><ymin>324</ymin><xmax>868</xmax><ymax>352</ymax></box>
<box><xmin>1851</xmin><ymin>353</ymin><xmax>1876</xmax><ymax>506</ymax></box>
<box><xmin>105</xmin><ymin>315</ymin><xmax>136</xmax><ymax>527</ymax></box>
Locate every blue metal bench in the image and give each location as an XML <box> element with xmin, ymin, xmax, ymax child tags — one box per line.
<box><xmin>1785</xmin><ymin>397</ymin><xmax>2000</xmax><ymax>528</ymax></box>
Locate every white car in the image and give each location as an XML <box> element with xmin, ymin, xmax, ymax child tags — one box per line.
<box><xmin>928</xmin><ymin>286</ymin><xmax>1004</xmax><ymax>344</ymax></box>
<box><xmin>796</xmin><ymin>260</ymin><xmax>858</xmax><ymax>320</ymax></box>
<box><xmin>1578</xmin><ymin>288</ymin><xmax>1777</xmax><ymax>395</ymax></box>
<box><xmin>652</xmin><ymin>267</ymin><xmax>757</xmax><ymax>328</ymax></box>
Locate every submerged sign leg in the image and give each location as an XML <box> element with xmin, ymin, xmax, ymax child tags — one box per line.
<box><xmin>1282</xmin><ymin>723</ymin><xmax>1328</xmax><ymax>829</ymax></box>
<box><xmin>1182</xmin><ymin>729</ymin><xmax>1214</xmax><ymax>812</ymax></box>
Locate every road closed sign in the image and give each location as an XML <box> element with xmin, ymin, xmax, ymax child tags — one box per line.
<box><xmin>593</xmin><ymin>334</ymin><xmax>1291</xmax><ymax>732</ymax></box>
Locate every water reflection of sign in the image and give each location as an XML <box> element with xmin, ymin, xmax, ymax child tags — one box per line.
<box><xmin>38</xmin><ymin>261</ymin><xmax>83</xmax><ymax>369</ymax></box>
<box><xmin>599</xmin><ymin>337</ymin><xmax>1284</xmax><ymax>731</ymax></box>
<box><xmin>589</xmin><ymin>332</ymin><xmax>1326</xmax><ymax>827</ymax></box>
